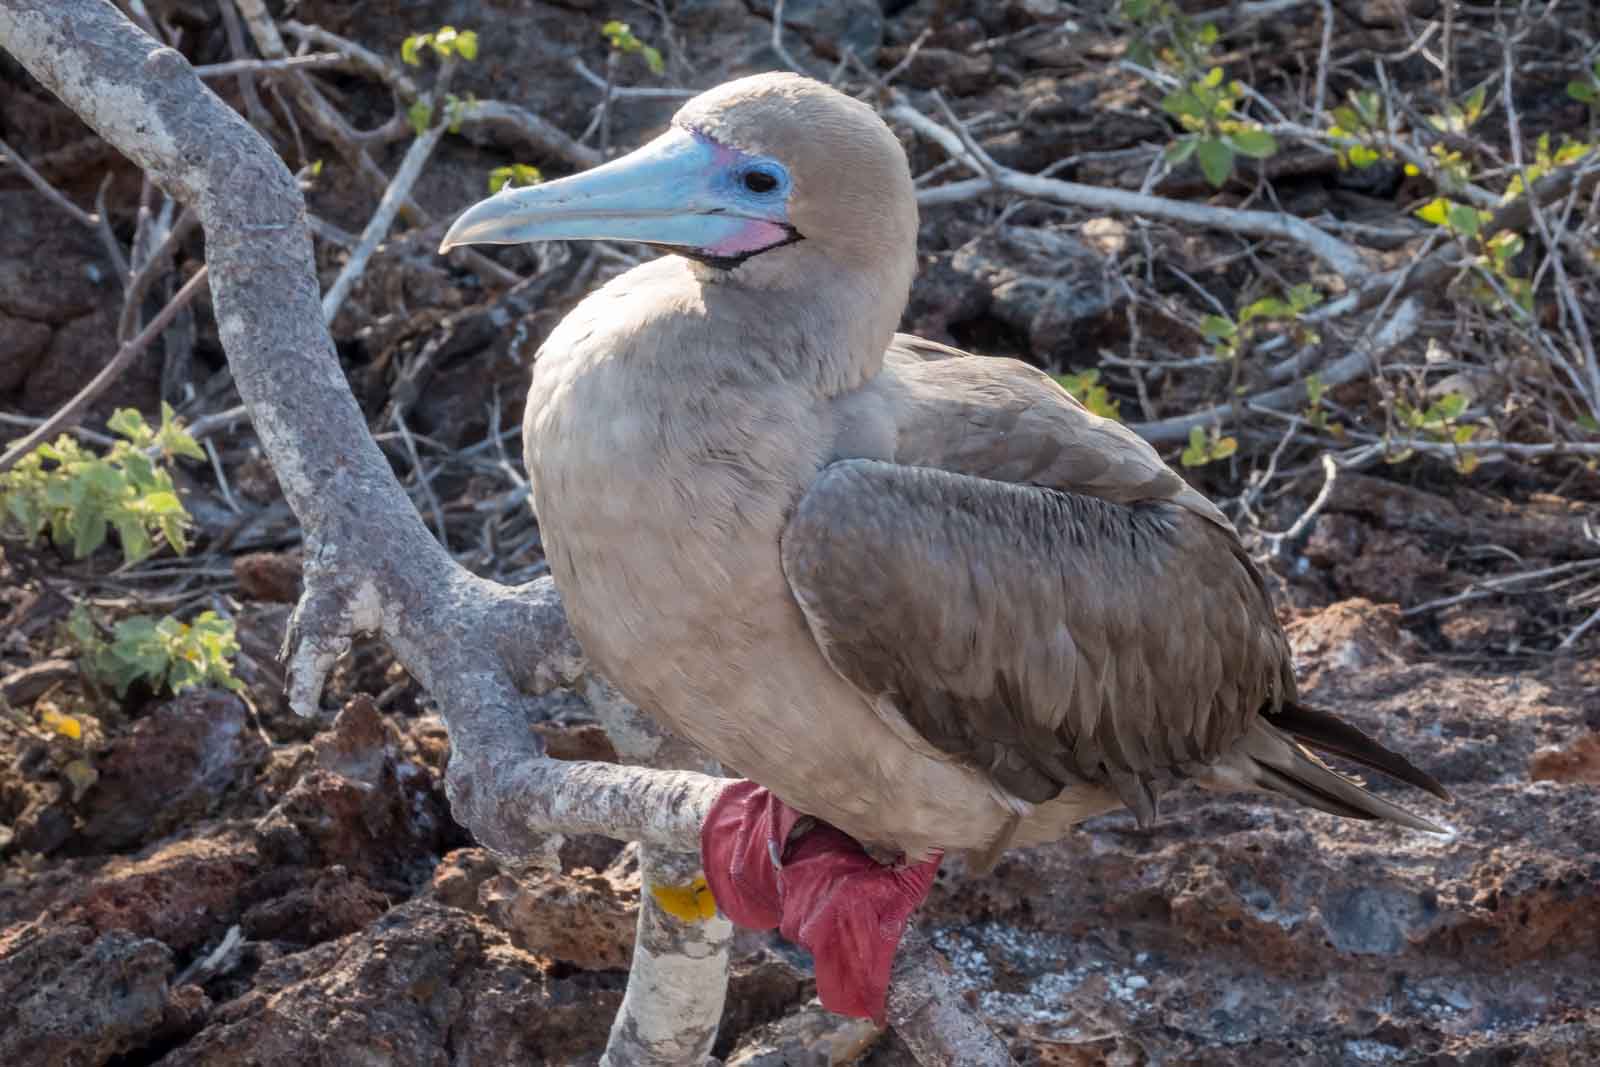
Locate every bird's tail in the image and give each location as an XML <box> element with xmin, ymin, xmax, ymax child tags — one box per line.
<box><xmin>1207</xmin><ymin>702</ymin><xmax>1452</xmax><ymax>834</ymax></box>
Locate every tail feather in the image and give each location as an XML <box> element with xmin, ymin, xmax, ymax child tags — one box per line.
<box><xmin>1222</xmin><ymin>715</ymin><xmax>1450</xmax><ymax>835</ymax></box>
<box><xmin>1273</xmin><ymin>701</ymin><xmax>1451</xmax><ymax>801</ymax></box>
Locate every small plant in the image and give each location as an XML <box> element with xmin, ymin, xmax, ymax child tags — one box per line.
<box><xmin>1180</xmin><ymin>424</ymin><xmax>1238</xmax><ymax>467</ymax></box>
<box><xmin>1387</xmin><ymin>391</ymin><xmax>1480</xmax><ymax>474</ymax></box>
<box><xmin>488</xmin><ymin>163</ymin><xmax>543</xmax><ymax>193</ymax></box>
<box><xmin>1200</xmin><ymin>283</ymin><xmax>1323</xmax><ymax>360</ymax></box>
<box><xmin>67</xmin><ymin>604</ymin><xmax>243</xmax><ymax>698</ymax></box>
<box><xmin>1567</xmin><ymin>58</ymin><xmax>1600</xmax><ymax>109</ymax></box>
<box><xmin>1052</xmin><ymin>368</ymin><xmax>1122</xmax><ymax>421</ymax></box>
<box><xmin>401</xmin><ymin>26</ymin><xmax>478</xmax><ymax>67</ymax></box>
<box><xmin>1161</xmin><ymin>68</ymin><xmax>1278</xmax><ymax>188</ymax></box>
<box><xmin>601</xmin><ymin>20</ymin><xmax>665</xmax><ymax>75</ymax></box>
<box><xmin>1302</xmin><ymin>374</ymin><xmax>1344</xmax><ymax>437</ymax></box>
<box><xmin>400</xmin><ymin>26</ymin><xmax>480</xmax><ymax>135</ymax></box>
<box><xmin>1</xmin><ymin>404</ymin><xmax>201</xmax><ymax>564</ymax></box>
<box><xmin>1121</xmin><ymin>0</ymin><xmax>1277</xmax><ymax>187</ymax></box>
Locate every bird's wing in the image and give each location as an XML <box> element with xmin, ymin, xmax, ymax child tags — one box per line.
<box><xmin>779</xmin><ymin>456</ymin><xmax>1297</xmax><ymax>824</ymax></box>
<box><xmin>880</xmin><ymin>333</ymin><xmax>1230</xmax><ymax>527</ymax></box>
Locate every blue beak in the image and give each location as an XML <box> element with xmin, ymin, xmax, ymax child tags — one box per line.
<box><xmin>439</xmin><ymin>126</ymin><xmax>791</xmax><ymax>258</ymax></box>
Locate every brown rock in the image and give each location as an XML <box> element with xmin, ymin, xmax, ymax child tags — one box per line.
<box><xmin>254</xmin><ymin>696</ymin><xmax>458</xmax><ymax>879</ymax></box>
<box><xmin>1287</xmin><ymin>597</ymin><xmax>1409</xmax><ymax>676</ymax></box>
<box><xmin>70</xmin><ymin>831</ymin><xmax>259</xmax><ymax>953</ymax></box>
<box><xmin>232</xmin><ymin>550</ymin><xmax>304</xmax><ymax>603</ymax></box>
<box><xmin>163</xmin><ymin>900</ymin><xmax>619</xmax><ymax>1067</ymax></box>
<box><xmin>0</xmin><ymin>311</ymin><xmax>52</xmax><ymax>392</ymax></box>
<box><xmin>79</xmin><ymin>688</ymin><xmax>264</xmax><ymax>853</ymax></box>
<box><xmin>478</xmin><ymin>846</ymin><xmax>640</xmax><ymax>970</ymax></box>
<box><xmin>0</xmin><ymin>922</ymin><xmax>176</xmax><ymax>1066</ymax></box>
<box><xmin>1529</xmin><ymin>732</ymin><xmax>1600</xmax><ymax>785</ymax></box>
<box><xmin>949</xmin><ymin>227</ymin><xmax>1120</xmax><ymax>362</ymax></box>
<box><xmin>240</xmin><ymin>864</ymin><xmax>389</xmax><ymax>944</ymax></box>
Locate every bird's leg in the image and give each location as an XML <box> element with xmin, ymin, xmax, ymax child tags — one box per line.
<box><xmin>701</xmin><ymin>780</ymin><xmax>943</xmax><ymax>1025</ymax></box>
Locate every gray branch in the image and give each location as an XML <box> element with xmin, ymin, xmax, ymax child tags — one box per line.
<box><xmin>0</xmin><ymin>3</ymin><xmax>1015</xmax><ymax>1064</ymax></box>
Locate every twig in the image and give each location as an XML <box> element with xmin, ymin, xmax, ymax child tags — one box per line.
<box><xmin>569</xmin><ymin>57</ymin><xmax>697</xmax><ymax>99</ymax></box>
<box><xmin>1402</xmin><ymin>559</ymin><xmax>1600</xmax><ymax>618</ymax></box>
<box><xmin>391</xmin><ymin>411</ymin><xmax>451</xmax><ymax>554</ymax></box>
<box><xmin>116</xmin><ymin>208</ymin><xmax>198</xmax><ymax>342</ymax></box>
<box><xmin>193</xmin><ymin>52</ymin><xmax>348</xmax><ymax>79</ymax></box>
<box><xmin>0</xmin><ymin>267</ymin><xmax>210</xmax><ymax>474</ymax></box>
<box><xmin>321</xmin><ymin>119</ymin><xmax>448</xmax><ymax>323</ymax></box>
<box><xmin>0</xmin><ymin>135</ymin><xmax>96</xmax><ymax>227</ymax></box>
<box><xmin>1560</xmin><ymin>604</ymin><xmax>1600</xmax><ymax>650</ymax></box>
<box><xmin>1501</xmin><ymin>33</ymin><xmax>1600</xmax><ymax>419</ymax></box>
<box><xmin>889</xmin><ymin>100</ymin><xmax>1370</xmax><ymax>278</ymax></box>
<box><xmin>1260</xmin><ymin>453</ymin><xmax>1340</xmax><ymax>556</ymax></box>
<box><xmin>280</xmin><ymin>20</ymin><xmax>421</xmax><ymax>98</ymax></box>
<box><xmin>0</xmin><ymin>412</ymin><xmax>117</xmax><ymax>449</ymax></box>
<box><xmin>461</xmin><ymin>100</ymin><xmax>603</xmax><ymax>171</ymax></box>
<box><xmin>769</xmin><ymin>0</ymin><xmax>813</xmax><ymax>77</ymax></box>
<box><xmin>1131</xmin><ymin>298</ymin><xmax>1423</xmax><ymax>446</ymax></box>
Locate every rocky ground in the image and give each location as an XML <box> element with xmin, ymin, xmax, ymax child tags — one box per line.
<box><xmin>3</xmin><ymin>0</ymin><xmax>1599</xmax><ymax>1064</ymax></box>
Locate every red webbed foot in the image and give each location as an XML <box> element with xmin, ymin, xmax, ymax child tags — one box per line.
<box><xmin>700</xmin><ymin>779</ymin><xmax>942</xmax><ymax>1025</ymax></box>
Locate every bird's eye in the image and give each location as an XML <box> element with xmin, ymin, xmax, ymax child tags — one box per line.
<box><xmin>742</xmin><ymin>169</ymin><xmax>780</xmax><ymax>194</ymax></box>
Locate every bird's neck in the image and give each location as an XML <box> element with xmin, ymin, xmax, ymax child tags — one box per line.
<box><xmin>694</xmin><ymin>242</ymin><xmax>914</xmax><ymax>396</ymax></box>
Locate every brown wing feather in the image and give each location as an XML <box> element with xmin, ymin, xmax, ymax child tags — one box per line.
<box><xmin>780</xmin><ymin>459</ymin><xmax>1295</xmax><ymax>818</ymax></box>
<box><xmin>882</xmin><ymin>335</ymin><xmax>1231</xmax><ymax>529</ymax></box>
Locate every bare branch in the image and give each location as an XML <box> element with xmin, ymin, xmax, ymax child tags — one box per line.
<box><xmin>889</xmin><ymin>100</ymin><xmax>1370</xmax><ymax>278</ymax></box>
<box><xmin>321</xmin><ymin>119</ymin><xmax>448</xmax><ymax>323</ymax></box>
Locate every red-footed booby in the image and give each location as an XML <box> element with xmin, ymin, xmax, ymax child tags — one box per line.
<box><xmin>441</xmin><ymin>73</ymin><xmax>1448</xmax><ymax>1023</ymax></box>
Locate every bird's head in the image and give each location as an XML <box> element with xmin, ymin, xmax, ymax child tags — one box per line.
<box><xmin>440</xmin><ymin>72</ymin><xmax>918</xmax><ymax>285</ymax></box>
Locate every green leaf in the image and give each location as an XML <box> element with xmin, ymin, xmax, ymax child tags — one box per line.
<box><xmin>642</xmin><ymin>44</ymin><xmax>664</xmax><ymax>75</ymax></box>
<box><xmin>1195</xmin><ymin>137</ymin><xmax>1234</xmax><ymax>187</ymax></box>
<box><xmin>1568</xmin><ymin>80</ymin><xmax>1598</xmax><ymax>105</ymax></box>
<box><xmin>1201</xmin><ymin>66</ymin><xmax>1224</xmax><ymax>89</ymax></box>
<box><xmin>1225</xmin><ymin>128</ymin><xmax>1277</xmax><ymax>159</ymax></box>
<box><xmin>1445</xmin><ymin>201</ymin><xmax>1481</xmax><ymax>237</ymax></box>
<box><xmin>456</xmin><ymin>30</ymin><xmax>478</xmax><ymax>61</ymax></box>
<box><xmin>407</xmin><ymin>100</ymin><xmax>433</xmax><ymax>136</ymax></box>
<box><xmin>1165</xmin><ymin>136</ymin><xmax>1199</xmax><ymax>165</ymax></box>
<box><xmin>1428</xmin><ymin>392</ymin><xmax>1468</xmax><ymax>423</ymax></box>
<box><xmin>1212</xmin><ymin>435</ymin><xmax>1238</xmax><ymax>460</ymax></box>
<box><xmin>107</xmin><ymin>408</ymin><xmax>150</xmax><ymax>445</ymax></box>
<box><xmin>1161</xmin><ymin>90</ymin><xmax>1206</xmax><ymax>121</ymax></box>
<box><xmin>1240</xmin><ymin>297</ymin><xmax>1289</xmax><ymax>323</ymax></box>
<box><xmin>401</xmin><ymin>34</ymin><xmax>426</xmax><ymax>66</ymax></box>
<box><xmin>1200</xmin><ymin>314</ymin><xmax>1237</xmax><ymax>340</ymax></box>
<box><xmin>1347</xmin><ymin>145</ymin><xmax>1380</xmax><ymax>169</ymax></box>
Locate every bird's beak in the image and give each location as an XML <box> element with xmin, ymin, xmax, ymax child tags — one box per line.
<box><xmin>439</xmin><ymin>126</ymin><xmax>789</xmax><ymax>257</ymax></box>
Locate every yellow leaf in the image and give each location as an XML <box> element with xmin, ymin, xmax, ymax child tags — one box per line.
<box><xmin>650</xmin><ymin>875</ymin><xmax>719</xmax><ymax>923</ymax></box>
<box><xmin>40</xmin><ymin>707</ymin><xmax>82</xmax><ymax>741</ymax></box>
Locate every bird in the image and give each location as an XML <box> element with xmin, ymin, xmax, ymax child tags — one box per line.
<box><xmin>441</xmin><ymin>72</ymin><xmax>1448</xmax><ymax>1023</ymax></box>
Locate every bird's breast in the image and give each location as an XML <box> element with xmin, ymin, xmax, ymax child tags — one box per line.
<box><xmin>522</xmin><ymin>346</ymin><xmax>830</xmax><ymax>713</ymax></box>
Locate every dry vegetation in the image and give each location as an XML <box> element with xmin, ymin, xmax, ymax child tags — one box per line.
<box><xmin>2</xmin><ymin>1</ymin><xmax>1599</xmax><ymax>1064</ymax></box>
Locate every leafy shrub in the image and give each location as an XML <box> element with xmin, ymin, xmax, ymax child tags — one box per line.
<box><xmin>1</xmin><ymin>404</ymin><xmax>201</xmax><ymax>564</ymax></box>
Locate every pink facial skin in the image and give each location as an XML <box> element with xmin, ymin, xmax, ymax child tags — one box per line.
<box><xmin>706</xmin><ymin>219</ymin><xmax>792</xmax><ymax>257</ymax></box>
